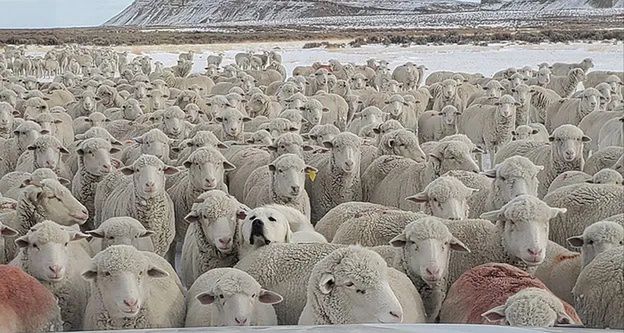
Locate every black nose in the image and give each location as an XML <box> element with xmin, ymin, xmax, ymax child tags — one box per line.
<box><xmin>250</xmin><ymin>219</ymin><xmax>265</xmax><ymax>245</ymax></box>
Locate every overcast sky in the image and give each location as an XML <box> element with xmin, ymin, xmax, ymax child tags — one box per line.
<box><xmin>0</xmin><ymin>0</ymin><xmax>134</xmax><ymax>28</ymax></box>
<box><xmin>0</xmin><ymin>0</ymin><xmax>482</xmax><ymax>29</ymax></box>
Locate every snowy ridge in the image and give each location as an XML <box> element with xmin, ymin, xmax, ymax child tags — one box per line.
<box><xmin>104</xmin><ymin>0</ymin><xmax>477</xmax><ymax>26</ymax></box>
<box><xmin>481</xmin><ymin>0</ymin><xmax>624</xmax><ymax>11</ymax></box>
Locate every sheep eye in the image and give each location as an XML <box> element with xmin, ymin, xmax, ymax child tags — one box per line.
<box><xmin>32</xmin><ymin>243</ymin><xmax>39</xmax><ymax>249</ymax></box>
<box><xmin>104</xmin><ymin>272</ymin><xmax>111</xmax><ymax>277</ymax></box>
<box><xmin>588</xmin><ymin>240</ymin><xmax>594</xmax><ymax>245</ymax></box>
<box><xmin>252</xmin><ymin>294</ymin><xmax>256</xmax><ymax>298</ymax></box>
<box><xmin>219</xmin><ymin>294</ymin><xmax>224</xmax><ymax>299</ymax></box>
<box><xmin>345</xmin><ymin>282</ymin><xmax>354</xmax><ymax>287</ymax></box>
<box><xmin>500</xmin><ymin>176</ymin><xmax>507</xmax><ymax>181</ymax></box>
<box><xmin>64</xmin><ymin>242</ymin><xmax>69</xmax><ymax>247</ymax></box>
<box><xmin>356</xmin><ymin>289</ymin><xmax>366</xmax><ymax>294</ymax></box>
<box><xmin>268</xmin><ymin>216</ymin><xmax>276</xmax><ymax>222</ymax></box>
<box><xmin>138</xmin><ymin>271</ymin><xmax>143</xmax><ymax>276</ymax></box>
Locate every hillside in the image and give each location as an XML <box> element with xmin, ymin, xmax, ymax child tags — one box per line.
<box><xmin>481</xmin><ymin>0</ymin><xmax>623</xmax><ymax>10</ymax></box>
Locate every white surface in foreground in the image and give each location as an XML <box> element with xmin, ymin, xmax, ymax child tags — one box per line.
<box><xmin>117</xmin><ymin>41</ymin><xmax>624</xmax><ymax>77</ymax></box>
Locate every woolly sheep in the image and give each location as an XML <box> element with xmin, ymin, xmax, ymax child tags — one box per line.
<box><xmin>383</xmin><ymin>217</ymin><xmax>470</xmax><ymax>321</ymax></box>
<box><xmin>495</xmin><ymin>124</ymin><xmax>590</xmax><ymax>197</ymax></box>
<box><xmin>172</xmin><ymin>130</ymin><xmax>228</xmax><ymax>167</ymax></box>
<box><xmin>0</xmin><ymin>265</ymin><xmax>63</xmax><ymax>333</ymax></box>
<box><xmin>169</xmin><ymin>147</ymin><xmax>235</xmax><ymax>246</ymax></box>
<box><xmin>304</xmin><ymin>124</ymin><xmax>340</xmax><ymax>146</ymax></box>
<box><xmin>180</xmin><ymin>190</ymin><xmax>245</xmax><ymax>287</ymax></box>
<box><xmin>0</xmin><ymin>220</ymin><xmax>17</xmax><ymax>264</ymax></box>
<box><xmin>547</xmin><ymin>170</ymin><xmax>592</xmax><ymax>193</ymax></box>
<box><xmin>73</xmin><ymin>112</ymin><xmax>110</xmax><ymax>136</ymax></box>
<box><xmin>547</xmin><ymin>88</ymin><xmax>601</xmax><ymax>131</ymax></box>
<box><xmin>347</xmin><ymin>106</ymin><xmax>385</xmax><ymax>135</ymax></box>
<box><xmin>461</xmin><ymin>95</ymin><xmax>519</xmax><ymax>168</ymax></box>
<box><xmin>545</xmin><ymin>68</ymin><xmax>585</xmax><ymax>98</ymax></box>
<box><xmin>0</xmin><ymin>121</ymin><xmax>44</xmax><ymax>177</ymax></box>
<box><xmin>15</xmin><ymin>134</ymin><xmax>71</xmax><ymax>180</ymax></box>
<box><xmin>121</xmin><ymin>128</ymin><xmax>173</xmax><ymax>165</ymax></box>
<box><xmin>587</xmin><ymin>168</ymin><xmax>623</xmax><ymax>185</ymax></box>
<box><xmin>11</xmin><ymin>220</ymin><xmax>91</xmax><ymax>330</ymax></box>
<box><xmin>405</xmin><ymin>175</ymin><xmax>477</xmax><ymax>220</ymax></box>
<box><xmin>97</xmin><ymin>155</ymin><xmax>179</xmax><ymax>258</ymax></box>
<box><xmin>367</xmin><ymin>140</ymin><xmax>479</xmax><ymax>211</ymax></box>
<box><xmin>418</xmin><ymin>105</ymin><xmax>462</xmax><ymax>143</ymax></box>
<box><xmin>383</xmin><ymin>94</ymin><xmax>418</xmax><ymax>131</ymax></box>
<box><xmin>512</xmin><ymin>123</ymin><xmax>549</xmax><ymax>142</ymax></box>
<box><xmin>441</xmin><ymin>264</ymin><xmax>580</xmax><ymax>326</ymax></box>
<box><xmin>597</xmin><ymin>116</ymin><xmax>624</xmax><ymax>150</ymax></box>
<box><xmin>0</xmin><ymin>102</ymin><xmax>16</xmax><ymax>139</ymax></box>
<box><xmin>87</xmin><ymin>216</ymin><xmax>155</xmax><ymax>253</ymax></box>
<box><xmin>573</xmin><ymin>246</ymin><xmax>623</xmax><ymax>329</ymax></box>
<box><xmin>213</xmin><ymin>107</ymin><xmax>251</xmax><ymax>143</ymax></box>
<box><xmin>185</xmin><ymin>268</ymin><xmax>283</xmax><ymax>327</ymax></box>
<box><xmin>550</xmin><ymin>58</ymin><xmax>594</xmax><ymax>77</ymax></box>
<box><xmin>299</xmin><ymin>246</ymin><xmax>411</xmax><ymax>325</ymax></box>
<box><xmin>377</xmin><ymin>128</ymin><xmax>426</xmax><ymax>163</ymax></box>
<box><xmin>82</xmin><ymin>245</ymin><xmax>186</xmax><ymax>330</ymax></box>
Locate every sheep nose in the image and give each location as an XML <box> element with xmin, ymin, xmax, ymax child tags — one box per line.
<box><xmin>218</xmin><ymin>237</ymin><xmax>231</xmax><ymax>245</ymax></box>
<box><xmin>49</xmin><ymin>265</ymin><xmax>63</xmax><ymax>274</ymax></box>
<box><xmin>291</xmin><ymin>185</ymin><xmax>300</xmax><ymax>193</ymax></box>
<box><xmin>145</xmin><ymin>181</ymin><xmax>155</xmax><ymax>188</ymax></box>
<box><xmin>345</xmin><ymin>160</ymin><xmax>354</xmax><ymax>167</ymax></box>
<box><xmin>123</xmin><ymin>298</ymin><xmax>138</xmax><ymax>307</ymax></box>
<box><xmin>102</xmin><ymin>164</ymin><xmax>112</xmax><ymax>172</ymax></box>
<box><xmin>426</xmin><ymin>267</ymin><xmax>441</xmax><ymax>277</ymax></box>
<box><xmin>235</xmin><ymin>317</ymin><xmax>248</xmax><ymax>325</ymax></box>
<box><xmin>528</xmin><ymin>248</ymin><xmax>542</xmax><ymax>256</ymax></box>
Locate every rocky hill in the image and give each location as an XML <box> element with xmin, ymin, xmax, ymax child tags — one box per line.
<box><xmin>481</xmin><ymin>0</ymin><xmax>623</xmax><ymax>10</ymax></box>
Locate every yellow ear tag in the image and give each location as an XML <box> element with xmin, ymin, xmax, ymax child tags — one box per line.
<box><xmin>307</xmin><ymin>170</ymin><xmax>317</xmax><ymax>182</ymax></box>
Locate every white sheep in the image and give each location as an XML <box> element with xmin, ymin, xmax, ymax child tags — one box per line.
<box><xmin>185</xmin><ymin>267</ymin><xmax>283</xmax><ymax>327</ymax></box>
<box><xmin>583</xmin><ymin>146</ymin><xmax>623</xmax><ymax>175</ymax></box>
<box><xmin>0</xmin><ymin>121</ymin><xmax>44</xmax><ymax>177</ymax></box>
<box><xmin>511</xmin><ymin>123</ymin><xmax>549</xmax><ymax>142</ymax></box>
<box><xmin>547</xmin><ymin>87</ymin><xmax>601</xmax><ymax>131</ymax></box>
<box><xmin>97</xmin><ymin>155</ymin><xmax>178</xmax><ymax>258</ymax></box>
<box><xmin>15</xmin><ymin>134</ymin><xmax>72</xmax><ymax>180</ymax></box>
<box><xmin>404</xmin><ymin>175</ymin><xmax>477</xmax><ymax>220</ymax></box>
<box><xmin>545</xmin><ymin>68</ymin><xmax>585</xmax><ymax>98</ymax></box>
<box><xmin>82</xmin><ymin>245</ymin><xmax>186</xmax><ymax>330</ymax></box>
<box><xmin>180</xmin><ymin>190</ymin><xmax>245</xmax><ymax>287</ymax></box>
<box><xmin>120</xmin><ymin>128</ymin><xmax>173</xmax><ymax>165</ymax></box>
<box><xmin>418</xmin><ymin>105</ymin><xmax>461</xmax><ymax>143</ymax></box>
<box><xmin>87</xmin><ymin>216</ymin><xmax>155</xmax><ymax>253</ymax></box>
<box><xmin>549</xmin><ymin>58</ymin><xmax>594</xmax><ymax>76</ymax></box>
<box><xmin>0</xmin><ymin>220</ymin><xmax>17</xmax><ymax>264</ymax></box>
<box><xmin>587</xmin><ymin>168</ymin><xmax>623</xmax><ymax>185</ymax></box>
<box><xmin>11</xmin><ymin>220</ymin><xmax>91</xmax><ymax>330</ymax></box>
<box><xmin>597</xmin><ymin>115</ymin><xmax>624</xmax><ymax>150</ymax></box>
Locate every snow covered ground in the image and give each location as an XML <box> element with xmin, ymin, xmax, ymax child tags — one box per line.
<box><xmin>111</xmin><ymin>40</ymin><xmax>624</xmax><ymax>78</ymax></box>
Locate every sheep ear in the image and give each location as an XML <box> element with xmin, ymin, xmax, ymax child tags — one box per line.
<box><xmin>481</xmin><ymin>305</ymin><xmax>507</xmax><ymax>323</ymax></box>
<box><xmin>389</xmin><ymin>232</ymin><xmax>407</xmax><ymax>248</ymax></box>
<box><xmin>258</xmin><ymin>289</ymin><xmax>283</xmax><ymax>304</ymax></box>
<box><xmin>163</xmin><ymin>166</ymin><xmax>179</xmax><ymax>175</ymax></box>
<box><xmin>405</xmin><ymin>192</ymin><xmax>428</xmax><ymax>203</ymax></box>
<box><xmin>58</xmin><ymin>177</ymin><xmax>71</xmax><ymax>186</ymax></box>
<box><xmin>146</xmin><ymin>265</ymin><xmax>169</xmax><ymax>278</ymax></box>
<box><xmin>581</xmin><ymin>135</ymin><xmax>591</xmax><ymax>142</ymax></box>
<box><xmin>183</xmin><ymin>160</ymin><xmax>192</xmax><ymax>169</ymax></box>
<box><xmin>82</xmin><ymin>266</ymin><xmax>98</xmax><ymax>280</ymax></box>
<box><xmin>322</xmin><ymin>141</ymin><xmax>334</xmax><ymax>149</ymax></box>
<box><xmin>59</xmin><ymin>146</ymin><xmax>70</xmax><ymax>154</ymax></box>
<box><xmin>567</xmin><ymin>236</ymin><xmax>584</xmax><ymax>247</ymax></box>
<box><xmin>302</xmin><ymin>145</ymin><xmax>315</xmax><ymax>151</ymax></box>
<box><xmin>449</xmin><ymin>237</ymin><xmax>471</xmax><ymax>253</ymax></box>
<box><xmin>480</xmin><ymin>209</ymin><xmax>504</xmax><ymax>223</ymax></box>
<box><xmin>86</xmin><ymin>229</ymin><xmax>105</xmax><ymax>238</ymax></box>
<box><xmin>267</xmin><ymin>145</ymin><xmax>278</xmax><ymax>152</ymax></box>
<box><xmin>555</xmin><ymin>313</ymin><xmax>573</xmax><ymax>326</ymax></box>
<box><xmin>15</xmin><ymin>235</ymin><xmax>30</xmax><ymax>248</ymax></box>
<box><xmin>548</xmin><ymin>135</ymin><xmax>555</xmax><ymax>142</ymax></box>
<box><xmin>387</xmin><ymin>139</ymin><xmax>395</xmax><ymax>148</ymax></box>
<box><xmin>318</xmin><ymin>273</ymin><xmax>335</xmax><ymax>295</ymax></box>
<box><xmin>69</xmin><ymin>231</ymin><xmax>91</xmax><ymax>241</ymax></box>
<box><xmin>548</xmin><ymin>207</ymin><xmax>567</xmax><ymax>219</ymax></box>
<box><xmin>140</xmin><ymin>230</ymin><xmax>155</xmax><ymax>238</ymax></box>
<box><xmin>184</xmin><ymin>211</ymin><xmax>200</xmax><ymax>223</ymax></box>
<box><xmin>223</xmin><ymin>160</ymin><xmax>236</xmax><ymax>171</ymax></box>
<box><xmin>196</xmin><ymin>292</ymin><xmax>216</xmax><ymax>305</ymax></box>
<box><xmin>482</xmin><ymin>169</ymin><xmax>497</xmax><ymax>178</ymax></box>
<box><xmin>120</xmin><ymin>166</ymin><xmax>135</xmax><ymax>175</ymax></box>
<box><xmin>217</xmin><ymin>141</ymin><xmax>228</xmax><ymax>149</ymax></box>
<box><xmin>0</xmin><ymin>225</ymin><xmax>18</xmax><ymax>237</ymax></box>
<box><xmin>242</xmin><ymin>117</ymin><xmax>252</xmax><ymax>123</ymax></box>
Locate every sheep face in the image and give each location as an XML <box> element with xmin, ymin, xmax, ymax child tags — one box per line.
<box><xmin>27</xmin><ymin>178</ymin><xmax>89</xmax><ymax>225</ymax></box>
<box><xmin>268</xmin><ymin>118</ymin><xmax>298</xmax><ymax>139</ymax></box>
<box><xmin>284</xmin><ymin>96</ymin><xmax>306</xmax><ymax>110</ymax></box>
<box><xmin>121</xmin><ymin>155</ymin><xmax>178</xmax><ymax>200</ymax></box>
<box><xmin>481</xmin><ymin>195</ymin><xmax>566</xmax><ymax>267</ymax></box>
<box><xmin>482</xmin><ymin>287</ymin><xmax>571</xmax><ymax>327</ymax></box>
<box><xmin>536</xmin><ymin>68</ymin><xmax>551</xmax><ymax>85</ymax></box>
<box><xmin>350</xmin><ymin>74</ymin><xmax>367</xmax><ymax>90</ymax></box>
<box><xmin>184</xmin><ymin>149</ymin><xmax>234</xmax><ymax>191</ymax></box>
<box><xmin>14</xmin><ymin>121</ymin><xmax>44</xmax><ymax>151</ymax></box>
<box><xmin>441</xmin><ymin>80</ymin><xmax>458</xmax><ymax>100</ymax></box>
<box><xmin>16</xmin><ymin>221</ymin><xmax>88</xmax><ymax>282</ymax></box>
<box><xmin>82</xmin><ymin>246</ymin><xmax>169</xmax><ymax>319</ymax></box>
<box><xmin>512</xmin><ymin>125</ymin><xmax>539</xmax><ymax>140</ymax></box>
<box><xmin>407</xmin><ymin>177</ymin><xmax>476</xmax><ymax>220</ymax></box>
<box><xmin>185</xmin><ymin>199</ymin><xmax>240</xmax><ymax>254</ymax></box>
<box><xmin>0</xmin><ymin>90</ymin><xmax>18</xmax><ymax>107</ymax></box>
<box><xmin>439</xmin><ymin>105</ymin><xmax>461</xmax><ymax>126</ymax></box>
<box><xmin>484</xmin><ymin>156</ymin><xmax>542</xmax><ymax>203</ymax></box>
<box><xmin>78</xmin><ymin>141</ymin><xmax>116</xmax><ymax>177</ymax></box>
<box><xmin>324</xmin><ymin>133</ymin><xmax>362</xmax><ymax>174</ymax></box>
<box><xmin>96</xmin><ymin>86</ymin><xmax>117</xmax><ymax>108</ymax></box>
<box><xmin>567</xmin><ymin>221</ymin><xmax>624</xmax><ymax>268</ymax></box>
<box><xmin>357</xmin><ymin>107</ymin><xmax>385</xmax><ymax>126</ymax></box>
<box><xmin>270</xmin><ymin>154</ymin><xmax>315</xmax><ymax>201</ymax></box>
<box><xmin>87</xmin><ymin>218</ymin><xmax>154</xmax><ymax>251</ymax></box>
<box><xmin>136</xmin><ymin>134</ymin><xmax>170</xmax><ymax>161</ymax></box>
<box><xmin>548</xmin><ymin>125</ymin><xmax>590</xmax><ymax>163</ymax></box>
<box><xmin>390</xmin><ymin>218</ymin><xmax>469</xmax><ymax>285</ymax></box>
<box><xmin>385</xmin><ymin>130</ymin><xmax>426</xmax><ymax>163</ymax></box>
<box><xmin>0</xmin><ymin>103</ymin><xmax>15</xmax><ymax>131</ymax></box>
<box><xmin>430</xmin><ymin>141</ymin><xmax>480</xmax><ymax>175</ymax></box>
<box><xmin>215</xmin><ymin>108</ymin><xmax>250</xmax><ymax>138</ymax></box>
<box><xmin>246</xmin><ymin>93</ymin><xmax>269</xmax><ymax>117</ymax></box>
<box><xmin>580</xmin><ymin>89</ymin><xmax>600</xmax><ymax>114</ymax></box>
<box><xmin>162</xmin><ymin>107</ymin><xmax>185</xmax><ymax>137</ymax></box>
<box><xmin>247</xmin><ymin>130</ymin><xmax>272</xmax><ymax>145</ymax></box>
<box><xmin>383</xmin><ymin>95</ymin><xmax>407</xmax><ymax>118</ymax></box>
<box><xmin>240</xmin><ymin>208</ymin><xmax>291</xmax><ymax>256</ymax></box>
<box><xmin>197</xmin><ymin>289</ymin><xmax>281</xmax><ymax>326</ymax></box>
<box><xmin>309</xmin><ymin>247</ymin><xmax>403</xmax><ymax>324</ymax></box>
<box><xmin>494</xmin><ymin>95</ymin><xmax>517</xmax><ymax>119</ymax></box>
<box><xmin>146</xmin><ymin>90</ymin><xmax>168</xmax><ymax>111</ymax></box>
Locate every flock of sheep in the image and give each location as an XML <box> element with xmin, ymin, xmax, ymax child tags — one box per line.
<box><xmin>0</xmin><ymin>43</ymin><xmax>622</xmax><ymax>332</ymax></box>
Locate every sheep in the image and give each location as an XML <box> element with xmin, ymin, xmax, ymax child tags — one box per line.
<box><xmin>347</xmin><ymin>106</ymin><xmax>385</xmax><ymax>135</ymax></box>
<box><xmin>376</xmin><ymin>128</ymin><xmax>426</xmax><ymax>163</ymax></box>
<box><xmin>87</xmin><ymin>216</ymin><xmax>154</xmax><ymax>253</ymax></box>
<box><xmin>304</xmin><ymin>124</ymin><xmax>340</xmax><ymax>146</ymax></box>
<box><xmin>172</xmin><ymin>130</ymin><xmax>228</xmax><ymax>167</ymax></box>
<box><xmin>0</xmin><ymin>102</ymin><xmax>16</xmax><ymax>139</ymax></box>
<box><xmin>587</xmin><ymin>168</ymin><xmax>623</xmax><ymax>185</ymax></box>
<box><xmin>418</xmin><ymin>105</ymin><xmax>462</xmax><ymax>143</ymax></box>
<box><xmin>0</xmin><ymin>265</ymin><xmax>63</xmax><ymax>333</ymax></box>
<box><xmin>0</xmin><ymin>121</ymin><xmax>44</xmax><ymax>177</ymax></box>
<box><xmin>82</xmin><ymin>245</ymin><xmax>186</xmax><ymax>330</ymax></box>
<box><xmin>266</xmin><ymin>117</ymin><xmax>299</xmax><ymax>138</ymax></box>
<box><xmin>311</xmin><ymin>92</ymin><xmax>349</xmax><ymax>131</ymax></box>
<box><xmin>545</xmin><ymin>68</ymin><xmax>586</xmax><ymax>98</ymax></box>
<box><xmin>579</xmin><ymin>108</ymin><xmax>624</xmax><ymax>152</ymax></box>
<box><xmin>404</xmin><ymin>176</ymin><xmax>477</xmax><ymax>220</ymax></box>
<box><xmin>529</xmin><ymin>85</ymin><xmax>562</xmax><ymax>124</ymax></box>
<box><xmin>367</xmin><ymin>140</ymin><xmax>480</xmax><ymax>211</ymax></box>
<box><xmin>11</xmin><ymin>220</ymin><xmax>91</xmax><ymax>330</ymax></box>
<box><xmin>212</xmin><ymin>107</ymin><xmax>251</xmax><ymax>143</ymax></box>
<box><xmin>243</xmin><ymin>153</ymin><xmax>315</xmax><ymax>218</ymax></box>
<box><xmin>383</xmin><ymin>94</ymin><xmax>418</xmax><ymax>131</ymax></box>
<box><xmin>180</xmin><ymin>190</ymin><xmax>245</xmax><ymax>287</ymax></box>
<box><xmin>461</xmin><ymin>95</ymin><xmax>518</xmax><ymax>168</ymax></box>
<box><xmin>97</xmin><ymin>155</ymin><xmax>179</xmax><ymax>258</ymax></box>
<box><xmin>0</xmin><ymin>168</ymin><xmax>68</xmax><ymax>201</ymax></box>
<box><xmin>379</xmin><ymin>217</ymin><xmax>470</xmax><ymax>322</ymax></box>
<box><xmin>597</xmin><ymin>116</ymin><xmax>624</xmax><ymax>150</ymax></box>
<box><xmin>299</xmin><ymin>246</ymin><xmax>414</xmax><ymax>325</ymax></box>
<box><xmin>246</xmin><ymin>129</ymin><xmax>273</xmax><ymax>145</ymax></box>
<box><xmin>121</xmin><ymin>128</ymin><xmax>173</xmax><ymax>165</ymax></box>
<box><xmin>305</xmin><ymin>132</ymin><xmax>363</xmax><ymax>222</ymax></box>
<box><xmin>547</xmin><ymin>88</ymin><xmax>601</xmax><ymax>131</ymax></box>
<box><xmin>573</xmin><ymin>246</ymin><xmax>624</xmax><ymax>329</ymax></box>
<box><xmin>544</xmin><ymin>179</ymin><xmax>624</xmax><ymax>248</ymax></box>
<box><xmin>432</xmin><ymin>79</ymin><xmax>463</xmax><ymax>112</ymax></box>
<box><xmin>444</xmin><ymin>195</ymin><xmax>567</xmax><ymax>285</ymax></box>
<box><xmin>72</xmin><ymin>138</ymin><xmax>120</xmax><ymax>231</ymax></box>
<box><xmin>495</xmin><ymin>124</ymin><xmax>590</xmax><ymax>197</ymax></box>
<box><xmin>169</xmin><ymin>147</ymin><xmax>235</xmax><ymax>247</ymax></box>
<box><xmin>185</xmin><ymin>267</ymin><xmax>283</xmax><ymax>327</ymax></box>
<box><xmin>440</xmin><ymin>264</ymin><xmax>580</xmax><ymax>326</ymax></box>
<box><xmin>0</xmin><ymin>220</ymin><xmax>17</xmax><ymax>264</ymax></box>
<box><xmin>511</xmin><ymin>83</ymin><xmax>532</xmax><ymax>126</ymax></box>
<box><xmin>547</xmin><ymin>170</ymin><xmax>592</xmax><ymax>193</ymax></box>
<box><xmin>512</xmin><ymin>123</ymin><xmax>549</xmax><ymax>142</ymax></box>
<box><xmin>549</xmin><ymin>58</ymin><xmax>594</xmax><ymax>76</ymax></box>
<box><xmin>104</xmin><ymin>98</ymin><xmax>144</xmax><ymax>121</ymax></box>
<box><xmin>15</xmin><ymin>134</ymin><xmax>71</xmax><ymax>180</ymax></box>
